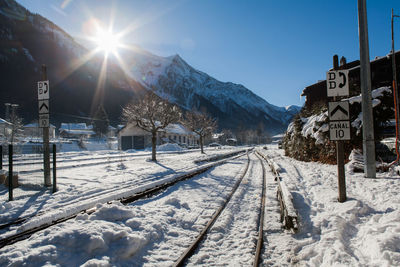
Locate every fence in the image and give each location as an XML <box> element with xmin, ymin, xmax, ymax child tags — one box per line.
<box><xmin>0</xmin><ymin>143</ymin><xmax>57</xmax><ymax>202</ymax></box>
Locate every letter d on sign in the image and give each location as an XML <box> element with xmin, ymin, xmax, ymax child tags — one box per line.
<box><xmin>328</xmin><ymin>72</ymin><xmax>336</xmax><ymax>80</ymax></box>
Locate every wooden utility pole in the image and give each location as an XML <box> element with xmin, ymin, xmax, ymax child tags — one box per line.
<box><xmin>42</xmin><ymin>65</ymin><xmax>51</xmax><ymax>186</ymax></box>
<box><xmin>333</xmin><ymin>55</ymin><xmax>346</xmax><ymax>202</ymax></box>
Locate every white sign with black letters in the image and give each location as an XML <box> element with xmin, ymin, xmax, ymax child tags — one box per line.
<box><xmin>38</xmin><ymin>81</ymin><xmax>50</xmax><ymax>100</ymax></box>
<box><xmin>39</xmin><ymin>114</ymin><xmax>49</xmax><ymax>128</ymax></box>
<box><xmin>329</xmin><ymin>121</ymin><xmax>350</xmax><ymax>141</ymax></box>
<box><xmin>326</xmin><ymin>70</ymin><xmax>349</xmax><ymax>97</ymax></box>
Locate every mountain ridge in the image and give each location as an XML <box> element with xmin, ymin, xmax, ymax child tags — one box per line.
<box><xmin>0</xmin><ymin>0</ymin><xmax>300</xmax><ymax>134</ymax></box>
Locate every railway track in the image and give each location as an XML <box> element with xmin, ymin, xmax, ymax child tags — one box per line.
<box><xmin>5</xmin><ymin>149</ymin><xmax>244</xmax><ymax>175</ymax></box>
<box><xmin>173</xmin><ymin>152</ymin><xmax>267</xmax><ymax>266</ymax></box>
<box><xmin>0</xmin><ymin>151</ymin><xmax>248</xmax><ymax>249</ymax></box>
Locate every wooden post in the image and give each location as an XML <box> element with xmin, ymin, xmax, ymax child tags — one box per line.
<box><xmin>8</xmin><ymin>144</ymin><xmax>13</xmax><ymax>201</ymax></box>
<box><xmin>52</xmin><ymin>144</ymin><xmax>57</xmax><ymax>193</ymax></box>
<box><xmin>333</xmin><ymin>55</ymin><xmax>347</xmax><ymax>202</ymax></box>
<box><xmin>42</xmin><ymin>65</ymin><xmax>51</xmax><ymax>186</ymax></box>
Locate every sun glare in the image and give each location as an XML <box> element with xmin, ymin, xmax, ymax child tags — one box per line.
<box><xmin>94</xmin><ymin>28</ymin><xmax>121</xmax><ymax>54</ymax></box>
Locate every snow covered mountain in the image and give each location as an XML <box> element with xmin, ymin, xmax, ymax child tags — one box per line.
<box><xmin>123</xmin><ymin>49</ymin><xmax>300</xmax><ymax>133</ymax></box>
<box><xmin>0</xmin><ymin>0</ymin><xmax>300</xmax><ymax>133</ymax></box>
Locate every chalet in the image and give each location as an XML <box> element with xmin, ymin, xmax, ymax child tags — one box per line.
<box><xmin>59</xmin><ymin>123</ymin><xmax>95</xmax><ymax>139</ymax></box>
<box><xmin>23</xmin><ymin>122</ymin><xmax>56</xmax><ymax>139</ymax></box>
<box><xmin>301</xmin><ymin>52</ymin><xmax>400</xmax><ymax>108</ymax></box>
<box><xmin>118</xmin><ymin>122</ymin><xmax>199</xmax><ymax>150</ymax></box>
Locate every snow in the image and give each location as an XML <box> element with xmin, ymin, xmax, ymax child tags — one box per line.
<box><xmin>0</xmin><ymin>145</ymin><xmax>399</xmax><ymax>266</ymax></box>
<box><xmin>0</xmin><ymin>118</ymin><xmax>11</xmax><ymax>125</ymax></box>
<box><xmin>291</xmin><ymin>111</ymin><xmax>329</xmax><ymax>145</ymax></box>
<box><xmin>156</xmin><ymin>143</ymin><xmax>183</xmax><ymax>152</ymax></box>
<box><xmin>22</xmin><ymin>48</ymin><xmax>34</xmax><ymax>62</ymax></box>
<box><xmin>347</xmin><ymin>86</ymin><xmax>391</xmax><ymax>104</ymax></box>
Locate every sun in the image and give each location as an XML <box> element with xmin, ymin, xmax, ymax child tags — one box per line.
<box><xmin>93</xmin><ymin>28</ymin><xmax>121</xmax><ymax>55</ymax></box>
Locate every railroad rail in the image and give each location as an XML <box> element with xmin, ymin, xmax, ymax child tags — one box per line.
<box><xmin>173</xmin><ymin>151</ymin><xmax>267</xmax><ymax>267</ymax></box>
<box><xmin>0</xmin><ymin>150</ymin><xmax>248</xmax><ymax>249</ymax></box>
<box><xmin>256</xmin><ymin>150</ymin><xmax>298</xmax><ymax>232</ymax></box>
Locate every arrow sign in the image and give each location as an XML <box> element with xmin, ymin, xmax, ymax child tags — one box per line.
<box><xmin>329</xmin><ymin>101</ymin><xmax>350</xmax><ymax>121</ymax></box>
<box><xmin>38</xmin><ymin>100</ymin><xmax>49</xmax><ymax>114</ymax></box>
<box><xmin>38</xmin><ymin>80</ymin><xmax>50</xmax><ymax>100</ymax></box>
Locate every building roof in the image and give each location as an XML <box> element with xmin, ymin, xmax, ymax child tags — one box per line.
<box><xmin>59</xmin><ymin>129</ymin><xmax>95</xmax><ymax>135</ymax></box>
<box><xmin>60</xmin><ymin>123</ymin><xmax>89</xmax><ymax>130</ymax></box>
<box><xmin>164</xmin><ymin>123</ymin><xmax>193</xmax><ymax>135</ymax></box>
<box><xmin>0</xmin><ymin>118</ymin><xmax>11</xmax><ymax>125</ymax></box>
<box><xmin>24</xmin><ymin>122</ymin><xmax>56</xmax><ymax>128</ymax></box>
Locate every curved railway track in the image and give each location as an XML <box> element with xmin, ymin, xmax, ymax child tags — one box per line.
<box><xmin>173</xmin><ymin>152</ymin><xmax>267</xmax><ymax>266</ymax></box>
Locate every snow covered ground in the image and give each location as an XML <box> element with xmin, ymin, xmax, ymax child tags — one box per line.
<box><xmin>0</xmin><ymin>144</ymin><xmax>399</xmax><ymax>266</ymax></box>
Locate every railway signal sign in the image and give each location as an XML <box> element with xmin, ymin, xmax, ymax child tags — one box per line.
<box><xmin>37</xmin><ymin>80</ymin><xmax>50</xmax><ymax>128</ymax></box>
<box><xmin>326</xmin><ymin>70</ymin><xmax>349</xmax><ymax>97</ymax></box>
<box><xmin>38</xmin><ymin>81</ymin><xmax>50</xmax><ymax>100</ymax></box>
<box><xmin>38</xmin><ymin>100</ymin><xmax>49</xmax><ymax>114</ymax></box>
<box><xmin>39</xmin><ymin>114</ymin><xmax>49</xmax><ymax>128</ymax></box>
<box><xmin>329</xmin><ymin>121</ymin><xmax>350</xmax><ymax>141</ymax></box>
<box><xmin>329</xmin><ymin>101</ymin><xmax>349</xmax><ymax>121</ymax></box>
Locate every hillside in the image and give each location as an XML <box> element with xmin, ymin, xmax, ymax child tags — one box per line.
<box><xmin>0</xmin><ymin>0</ymin><xmax>299</xmax><ymax>134</ymax></box>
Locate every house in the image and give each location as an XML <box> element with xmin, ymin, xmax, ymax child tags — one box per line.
<box><xmin>59</xmin><ymin>123</ymin><xmax>95</xmax><ymax>139</ymax></box>
<box><xmin>118</xmin><ymin>122</ymin><xmax>199</xmax><ymax>150</ymax></box>
<box><xmin>23</xmin><ymin>122</ymin><xmax>56</xmax><ymax>139</ymax></box>
<box><xmin>301</xmin><ymin>52</ymin><xmax>400</xmax><ymax>108</ymax></box>
<box><xmin>161</xmin><ymin>123</ymin><xmax>199</xmax><ymax>147</ymax></box>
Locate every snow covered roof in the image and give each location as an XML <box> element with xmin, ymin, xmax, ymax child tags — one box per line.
<box><xmin>164</xmin><ymin>123</ymin><xmax>192</xmax><ymax>135</ymax></box>
<box><xmin>0</xmin><ymin>118</ymin><xmax>11</xmax><ymax>125</ymax></box>
<box><xmin>212</xmin><ymin>133</ymin><xmax>224</xmax><ymax>138</ymax></box>
<box><xmin>24</xmin><ymin>122</ymin><xmax>56</xmax><ymax>128</ymax></box>
<box><xmin>60</xmin><ymin>129</ymin><xmax>95</xmax><ymax>135</ymax></box>
<box><xmin>60</xmin><ymin>123</ymin><xmax>89</xmax><ymax>130</ymax></box>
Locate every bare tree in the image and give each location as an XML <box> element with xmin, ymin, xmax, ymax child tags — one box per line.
<box><xmin>121</xmin><ymin>92</ymin><xmax>181</xmax><ymax>161</ymax></box>
<box><xmin>183</xmin><ymin>110</ymin><xmax>217</xmax><ymax>154</ymax></box>
<box><xmin>8</xmin><ymin>111</ymin><xmax>23</xmax><ymax>144</ymax></box>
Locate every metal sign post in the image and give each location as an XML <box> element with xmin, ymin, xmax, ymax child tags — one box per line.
<box><xmin>38</xmin><ymin>65</ymin><xmax>51</xmax><ymax>186</ymax></box>
<box><xmin>327</xmin><ymin>55</ymin><xmax>348</xmax><ymax>202</ymax></box>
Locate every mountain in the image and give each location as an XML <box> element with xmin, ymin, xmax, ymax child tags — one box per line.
<box><xmin>0</xmin><ymin>0</ymin><xmax>145</xmax><ymax>124</ymax></box>
<box><xmin>0</xmin><ymin>0</ymin><xmax>300</xmax><ymax>134</ymax></box>
<box><xmin>121</xmin><ymin>49</ymin><xmax>300</xmax><ymax>133</ymax></box>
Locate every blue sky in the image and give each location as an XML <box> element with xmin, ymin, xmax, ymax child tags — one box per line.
<box><xmin>17</xmin><ymin>0</ymin><xmax>400</xmax><ymax>108</ymax></box>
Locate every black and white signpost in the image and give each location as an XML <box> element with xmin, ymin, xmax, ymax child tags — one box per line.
<box><xmin>327</xmin><ymin>55</ymin><xmax>349</xmax><ymax>202</ymax></box>
<box><xmin>38</xmin><ymin>65</ymin><xmax>51</xmax><ymax>187</ymax></box>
